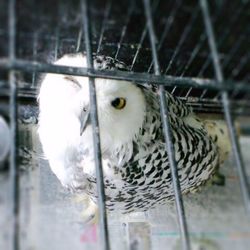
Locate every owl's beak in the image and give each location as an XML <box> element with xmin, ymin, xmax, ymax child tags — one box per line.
<box><xmin>80</xmin><ymin>107</ymin><xmax>91</xmax><ymax>136</ymax></box>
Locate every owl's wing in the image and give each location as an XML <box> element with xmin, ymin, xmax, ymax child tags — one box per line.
<box><xmin>165</xmin><ymin>91</ymin><xmax>193</xmax><ymax>118</ymax></box>
<box><xmin>140</xmin><ymin>84</ymin><xmax>192</xmax><ymax>118</ymax></box>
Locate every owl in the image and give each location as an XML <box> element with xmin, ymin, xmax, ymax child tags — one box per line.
<box><xmin>38</xmin><ymin>53</ymin><xmax>230</xmax><ymax>214</ymax></box>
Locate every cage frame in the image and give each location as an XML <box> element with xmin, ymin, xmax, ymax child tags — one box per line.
<box><xmin>2</xmin><ymin>0</ymin><xmax>250</xmax><ymax>250</ymax></box>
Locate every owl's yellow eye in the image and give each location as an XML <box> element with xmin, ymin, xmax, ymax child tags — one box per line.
<box><xmin>111</xmin><ymin>97</ymin><xmax>126</xmax><ymax>110</ymax></box>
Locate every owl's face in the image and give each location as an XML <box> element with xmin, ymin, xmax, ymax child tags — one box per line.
<box><xmin>73</xmin><ymin>77</ymin><xmax>146</xmax><ymax>152</ymax></box>
<box><xmin>47</xmin><ymin>54</ymin><xmax>147</xmax><ymax>153</ymax></box>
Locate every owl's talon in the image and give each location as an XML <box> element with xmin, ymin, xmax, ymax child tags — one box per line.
<box><xmin>81</xmin><ymin>208</ymin><xmax>99</xmax><ymax>225</ymax></box>
<box><xmin>80</xmin><ymin>197</ymin><xmax>99</xmax><ymax>225</ymax></box>
<box><xmin>212</xmin><ymin>171</ymin><xmax>225</xmax><ymax>186</ymax></box>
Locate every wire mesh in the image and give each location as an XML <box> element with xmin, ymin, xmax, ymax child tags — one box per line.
<box><xmin>0</xmin><ymin>0</ymin><xmax>249</xmax><ymax>116</ymax></box>
<box><xmin>0</xmin><ymin>0</ymin><xmax>249</xmax><ymax>250</ymax></box>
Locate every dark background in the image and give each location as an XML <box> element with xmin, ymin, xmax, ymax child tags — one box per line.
<box><xmin>0</xmin><ymin>0</ymin><xmax>249</xmax><ymax>115</ymax></box>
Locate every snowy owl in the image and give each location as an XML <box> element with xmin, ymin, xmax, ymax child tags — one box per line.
<box><xmin>38</xmin><ymin>53</ymin><xmax>230</xmax><ymax>214</ymax></box>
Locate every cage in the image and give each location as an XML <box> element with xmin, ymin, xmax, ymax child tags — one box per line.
<box><xmin>0</xmin><ymin>0</ymin><xmax>250</xmax><ymax>250</ymax></box>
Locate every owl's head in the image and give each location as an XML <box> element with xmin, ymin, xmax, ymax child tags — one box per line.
<box><xmin>39</xmin><ymin>54</ymin><xmax>146</xmax><ymax>154</ymax></box>
<box><xmin>79</xmin><ymin>78</ymin><xmax>146</xmax><ymax>152</ymax></box>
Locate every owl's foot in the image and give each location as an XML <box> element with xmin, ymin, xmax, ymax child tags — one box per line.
<box><xmin>188</xmin><ymin>186</ymin><xmax>201</xmax><ymax>194</ymax></box>
<box><xmin>74</xmin><ymin>194</ymin><xmax>99</xmax><ymax>224</ymax></box>
<box><xmin>211</xmin><ymin>171</ymin><xmax>225</xmax><ymax>186</ymax></box>
<box><xmin>81</xmin><ymin>200</ymin><xmax>99</xmax><ymax>224</ymax></box>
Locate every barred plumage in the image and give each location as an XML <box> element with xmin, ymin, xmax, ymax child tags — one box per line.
<box><xmin>38</xmin><ymin>53</ymin><xmax>229</xmax><ymax>214</ymax></box>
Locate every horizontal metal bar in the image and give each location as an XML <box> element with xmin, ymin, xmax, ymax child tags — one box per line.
<box><xmin>143</xmin><ymin>0</ymin><xmax>190</xmax><ymax>249</ymax></box>
<box><xmin>0</xmin><ymin>58</ymin><xmax>249</xmax><ymax>92</ymax></box>
<box><xmin>2</xmin><ymin>85</ymin><xmax>250</xmax><ymax>108</ymax></box>
<box><xmin>2</xmin><ymin>89</ymin><xmax>250</xmax><ymax>118</ymax></box>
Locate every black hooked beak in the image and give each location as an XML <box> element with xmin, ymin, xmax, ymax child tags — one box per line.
<box><xmin>80</xmin><ymin>107</ymin><xmax>91</xmax><ymax>136</ymax></box>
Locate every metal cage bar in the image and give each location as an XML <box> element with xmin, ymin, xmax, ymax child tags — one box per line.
<box><xmin>96</xmin><ymin>0</ymin><xmax>113</xmax><ymax>55</ymax></box>
<box><xmin>8</xmin><ymin>0</ymin><xmax>19</xmax><ymax>250</ymax></box>
<box><xmin>1</xmin><ymin>59</ymin><xmax>250</xmax><ymax>93</ymax></box>
<box><xmin>198</xmin><ymin>3</ymin><xmax>245</xmax><ymax>78</ymax></box>
<box><xmin>0</xmin><ymin>1</ymin><xmax>249</xmax><ymax>250</ymax></box>
<box><xmin>81</xmin><ymin>0</ymin><xmax>110</xmax><ymax>250</ymax></box>
<box><xmin>31</xmin><ymin>32</ymin><xmax>38</xmax><ymax>87</ymax></box>
<box><xmin>114</xmin><ymin>0</ymin><xmax>134</xmax><ymax>60</ymax></box>
<box><xmin>142</xmin><ymin>0</ymin><xmax>191</xmax><ymax>250</ymax></box>
<box><xmin>129</xmin><ymin>0</ymin><xmax>160</xmax><ymax>71</ymax></box>
<box><xmin>147</xmin><ymin>0</ymin><xmax>182</xmax><ymax>73</ymax></box>
<box><xmin>199</xmin><ymin>0</ymin><xmax>250</xmax><ymax>212</ymax></box>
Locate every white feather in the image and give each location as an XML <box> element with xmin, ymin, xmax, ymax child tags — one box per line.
<box><xmin>38</xmin><ymin>54</ymin><xmax>146</xmax><ymax>187</ymax></box>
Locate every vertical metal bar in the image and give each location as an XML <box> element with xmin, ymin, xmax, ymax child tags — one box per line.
<box><xmin>182</xmin><ymin>1</ymin><xmax>227</xmax><ymax>99</ymax></box>
<box><xmin>200</xmin><ymin>0</ymin><xmax>250</xmax><ymax>212</ymax></box>
<box><xmin>31</xmin><ymin>32</ymin><xmax>38</xmax><ymax>87</ymax></box>
<box><xmin>8</xmin><ymin>0</ymin><xmax>19</xmax><ymax>250</ymax></box>
<box><xmin>54</xmin><ymin>3</ymin><xmax>65</xmax><ymax>60</ymax></box>
<box><xmin>114</xmin><ymin>0</ymin><xmax>134</xmax><ymax>59</ymax></box>
<box><xmin>142</xmin><ymin>1</ymin><xmax>191</xmax><ymax>250</ymax></box>
<box><xmin>231</xmin><ymin>54</ymin><xmax>249</xmax><ymax>78</ymax></box>
<box><xmin>169</xmin><ymin>7</ymin><xmax>200</xmax><ymax>97</ymax></box>
<box><xmin>54</xmin><ymin>27</ymin><xmax>60</xmax><ymax>60</ymax></box>
<box><xmin>8</xmin><ymin>0</ymin><xmax>15</xmax><ymax>62</ymax></box>
<box><xmin>96</xmin><ymin>0</ymin><xmax>112</xmax><ymax>55</ymax></box>
<box><xmin>164</xmin><ymin>6</ymin><xmax>199</xmax><ymax>75</ymax></box>
<box><xmin>76</xmin><ymin>28</ymin><xmax>83</xmax><ymax>53</ymax></box>
<box><xmin>129</xmin><ymin>27</ymin><xmax>147</xmax><ymax>71</ymax></box>
<box><xmin>81</xmin><ymin>0</ymin><xmax>110</xmax><ymax>250</ymax></box>
<box><xmin>222</xmin><ymin>34</ymin><xmax>244</xmax><ymax>69</ymax></box>
<box><xmin>179</xmin><ymin>0</ymin><xmax>227</xmax><ymax>78</ymax></box>
<box><xmin>129</xmin><ymin>0</ymin><xmax>160</xmax><ymax>71</ymax></box>
<box><xmin>198</xmin><ymin>3</ymin><xmax>245</xmax><ymax>77</ymax></box>
<box><xmin>147</xmin><ymin>0</ymin><xmax>182</xmax><ymax>73</ymax></box>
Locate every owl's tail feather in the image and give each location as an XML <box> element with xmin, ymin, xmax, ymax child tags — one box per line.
<box><xmin>203</xmin><ymin>119</ymin><xmax>240</xmax><ymax>164</ymax></box>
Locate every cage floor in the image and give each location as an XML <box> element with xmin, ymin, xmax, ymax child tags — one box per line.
<box><xmin>1</xmin><ymin>124</ymin><xmax>250</xmax><ymax>250</ymax></box>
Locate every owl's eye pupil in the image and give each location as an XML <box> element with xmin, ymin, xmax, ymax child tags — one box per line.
<box><xmin>111</xmin><ymin>98</ymin><xmax>126</xmax><ymax>110</ymax></box>
<box><xmin>111</xmin><ymin>98</ymin><xmax>120</xmax><ymax>107</ymax></box>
